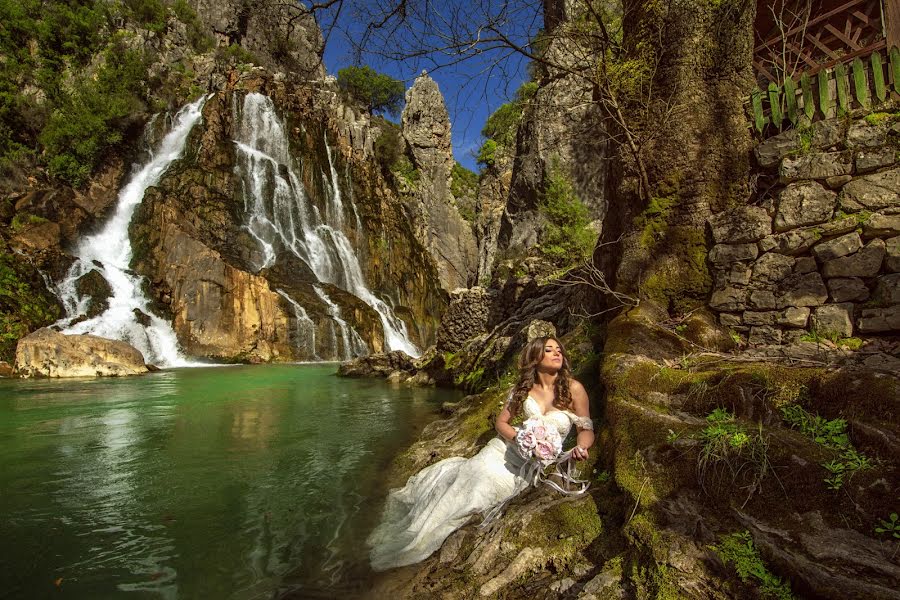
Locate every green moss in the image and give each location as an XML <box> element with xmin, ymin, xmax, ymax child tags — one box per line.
<box><xmin>634</xmin><ymin>195</ymin><xmax>676</xmax><ymax>249</ymax></box>
<box><xmin>476</xmin><ymin>138</ymin><xmax>498</xmax><ymax>167</ymax></box>
<box><xmin>864</xmin><ymin>111</ymin><xmax>899</xmax><ymax>126</ymax></box>
<box><xmin>639</xmin><ymin>227</ymin><xmax>711</xmax><ymax>314</ymax></box>
<box><xmin>513</xmin><ymin>497</ymin><xmax>602</xmax><ymax>566</ymax></box>
<box><xmin>0</xmin><ymin>244</ymin><xmax>61</xmax><ymax>361</ymax></box>
<box><xmin>538</xmin><ymin>165</ymin><xmax>595</xmax><ymax>267</ymax></box>
<box><xmin>712</xmin><ymin>531</ymin><xmax>794</xmax><ymax>599</ymax></box>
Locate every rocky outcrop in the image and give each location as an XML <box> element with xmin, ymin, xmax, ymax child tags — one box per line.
<box><xmin>337</xmin><ymin>350</ymin><xmax>416</xmax><ymax>379</ymax></box>
<box><xmin>15</xmin><ymin>328</ymin><xmax>148</xmax><ymax>377</ymax></box>
<box><xmin>401</xmin><ymin>73</ymin><xmax>477</xmax><ymax>291</ymax></box>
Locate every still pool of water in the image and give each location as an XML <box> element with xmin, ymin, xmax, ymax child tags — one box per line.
<box><xmin>0</xmin><ymin>365</ymin><xmax>459</xmax><ymax>599</ymax></box>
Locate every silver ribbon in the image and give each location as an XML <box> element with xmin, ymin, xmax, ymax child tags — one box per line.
<box><xmin>480</xmin><ymin>447</ymin><xmax>590</xmax><ymax>527</ymax></box>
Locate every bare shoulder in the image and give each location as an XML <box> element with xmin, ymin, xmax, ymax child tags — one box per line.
<box><xmin>569</xmin><ymin>378</ymin><xmax>587</xmax><ymax>396</ymax></box>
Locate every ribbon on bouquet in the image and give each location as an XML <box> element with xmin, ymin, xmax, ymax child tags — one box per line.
<box><xmin>480</xmin><ymin>448</ymin><xmax>590</xmax><ymax>527</ymax></box>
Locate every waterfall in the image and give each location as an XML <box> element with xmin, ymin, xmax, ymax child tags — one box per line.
<box><xmin>275</xmin><ymin>289</ymin><xmax>317</xmax><ymax>360</ymax></box>
<box><xmin>54</xmin><ymin>96</ymin><xmax>209</xmax><ymax>367</ymax></box>
<box><xmin>313</xmin><ymin>286</ymin><xmax>368</xmax><ymax>360</ymax></box>
<box><xmin>233</xmin><ymin>93</ymin><xmax>419</xmax><ymax>357</ymax></box>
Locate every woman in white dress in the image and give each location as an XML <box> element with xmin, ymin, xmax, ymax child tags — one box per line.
<box><xmin>368</xmin><ymin>336</ymin><xmax>595</xmax><ymax>571</ymax></box>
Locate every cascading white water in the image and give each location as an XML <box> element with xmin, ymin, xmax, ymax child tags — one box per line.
<box><xmin>275</xmin><ymin>289</ymin><xmax>318</xmax><ymax>359</ymax></box>
<box><xmin>233</xmin><ymin>93</ymin><xmax>419</xmax><ymax>357</ymax></box>
<box><xmin>313</xmin><ymin>286</ymin><xmax>368</xmax><ymax>360</ymax></box>
<box><xmin>54</xmin><ymin>96</ymin><xmax>209</xmax><ymax>367</ymax></box>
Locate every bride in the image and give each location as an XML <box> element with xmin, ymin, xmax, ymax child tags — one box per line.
<box><xmin>368</xmin><ymin>336</ymin><xmax>595</xmax><ymax>571</ymax></box>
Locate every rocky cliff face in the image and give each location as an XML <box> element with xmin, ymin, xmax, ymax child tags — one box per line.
<box><xmin>401</xmin><ymin>73</ymin><xmax>478</xmax><ymax>291</ymax></box>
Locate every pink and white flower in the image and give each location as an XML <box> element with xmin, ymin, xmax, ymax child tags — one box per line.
<box><xmin>515</xmin><ymin>418</ymin><xmax>562</xmax><ymax>466</ymax></box>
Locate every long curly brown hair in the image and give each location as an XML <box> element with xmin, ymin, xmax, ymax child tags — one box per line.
<box><xmin>507</xmin><ymin>336</ymin><xmax>574</xmax><ymax>415</ymax></box>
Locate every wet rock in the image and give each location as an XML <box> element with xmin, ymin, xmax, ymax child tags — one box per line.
<box><xmin>840</xmin><ymin>168</ymin><xmax>900</xmax><ymax>211</ymax></box>
<box><xmin>827</xmin><ymin>277</ymin><xmax>870</xmax><ymax>302</ymax></box>
<box><xmin>774</xmin><ymin>181</ymin><xmax>835</xmax><ymax>231</ymax></box>
<box><xmin>10</xmin><ymin>221</ymin><xmax>61</xmax><ymax>252</ymax></box>
<box><xmin>15</xmin><ymin>328</ymin><xmax>148</xmax><ymax>378</ymax></box>
<box><xmin>73</xmin><ymin>269</ymin><xmax>112</xmax><ymax>319</ymax></box>
<box><xmin>822</xmin><ymin>238</ymin><xmax>886</xmax><ymax>278</ymax></box>
<box><xmin>338</xmin><ymin>350</ymin><xmax>415</xmax><ymax>378</ymax></box>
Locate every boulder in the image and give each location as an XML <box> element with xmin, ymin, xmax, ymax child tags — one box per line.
<box><xmin>862</xmin><ymin>214</ymin><xmax>900</xmax><ymax>237</ymax></box>
<box><xmin>793</xmin><ymin>256</ymin><xmax>817</xmax><ymax>273</ymax></box>
<box><xmin>752</xmin><ymin>252</ymin><xmax>795</xmax><ymax>284</ymax></box>
<box><xmin>871</xmin><ymin>274</ymin><xmax>900</xmax><ymax>305</ymax></box>
<box><xmin>709</xmin><ymin>243</ymin><xmax>758</xmax><ymax>265</ymax></box>
<box><xmin>0</xmin><ymin>361</ymin><xmax>13</xmax><ymax>377</ymax></box>
<box><xmin>710</xmin><ymin>286</ymin><xmax>748</xmax><ymax>311</ymax></box>
<box><xmin>855</xmin><ymin>147</ymin><xmax>895</xmax><ymax>173</ymax></box>
<box><xmin>337</xmin><ymin>350</ymin><xmax>416</xmax><ymax>378</ymax></box>
<box><xmin>776</xmin><ymin>272</ymin><xmax>828</xmax><ymax>308</ymax></box>
<box><xmin>827</xmin><ymin>277</ymin><xmax>870</xmax><ymax>303</ymax></box>
<box><xmin>857</xmin><ymin>306</ymin><xmax>900</xmax><ymax>333</ymax></box>
<box><xmin>435</xmin><ymin>287</ymin><xmax>493</xmax><ymax>353</ymax></box>
<box><xmin>812</xmin><ymin>231</ymin><xmax>862</xmax><ymax>262</ymax></box>
<box><xmin>73</xmin><ymin>269</ymin><xmax>113</xmax><ymax>319</ymax></box>
<box><xmin>778</xmin><ymin>306</ymin><xmax>810</xmax><ymax>328</ymax></box>
<box><xmin>774</xmin><ymin>181</ymin><xmax>835</xmax><ymax>231</ymax></box>
<box><xmin>10</xmin><ymin>221</ymin><xmax>61</xmax><ymax>252</ymax></box>
<box><xmin>780</xmin><ymin>151</ymin><xmax>852</xmax><ymax>182</ymax></box>
<box><xmin>840</xmin><ymin>168</ymin><xmax>900</xmax><ymax>211</ymax></box>
<box><xmin>886</xmin><ymin>236</ymin><xmax>900</xmax><ymax>272</ymax></box>
<box><xmin>708</xmin><ymin>206</ymin><xmax>771</xmax><ymax>244</ymax></box>
<box><xmin>822</xmin><ymin>238</ymin><xmax>886</xmax><ymax>278</ymax></box>
<box><xmin>15</xmin><ymin>328</ymin><xmax>148</xmax><ymax>378</ymax></box>
<box><xmin>748</xmin><ymin>325</ymin><xmax>782</xmax><ymax>345</ymax></box>
<box><xmin>812</xmin><ymin>303</ymin><xmax>855</xmax><ymax>338</ymax></box>
<box><xmin>749</xmin><ymin>289</ymin><xmax>777</xmax><ymax>310</ymax></box>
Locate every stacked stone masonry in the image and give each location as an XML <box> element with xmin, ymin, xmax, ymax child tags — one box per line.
<box><xmin>708</xmin><ymin>112</ymin><xmax>900</xmax><ymax>345</ymax></box>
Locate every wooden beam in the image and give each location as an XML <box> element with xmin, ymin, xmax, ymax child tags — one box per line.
<box><xmin>755</xmin><ymin>0</ymin><xmax>868</xmax><ymax>51</ymax></box>
<box><xmin>806</xmin><ymin>32</ymin><xmax>842</xmax><ymax>58</ymax></box>
<box><xmin>825</xmin><ymin>23</ymin><xmax>863</xmax><ymax>49</ymax></box>
<box><xmin>886</xmin><ymin>0</ymin><xmax>900</xmax><ymax>50</ymax></box>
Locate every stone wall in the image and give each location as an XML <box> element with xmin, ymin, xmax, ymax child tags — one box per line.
<box><xmin>708</xmin><ymin>110</ymin><xmax>900</xmax><ymax>345</ymax></box>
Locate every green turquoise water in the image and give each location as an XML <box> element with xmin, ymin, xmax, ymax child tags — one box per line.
<box><xmin>0</xmin><ymin>365</ymin><xmax>457</xmax><ymax>599</ymax></box>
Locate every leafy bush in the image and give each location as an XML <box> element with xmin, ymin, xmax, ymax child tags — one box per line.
<box><xmin>337</xmin><ymin>65</ymin><xmax>405</xmax><ymax>117</ymax></box>
<box><xmin>476</xmin><ymin>139</ymin><xmax>497</xmax><ymax>167</ymax></box>
<box><xmin>481</xmin><ymin>101</ymin><xmax>522</xmax><ymax>147</ymax></box>
<box><xmin>0</xmin><ymin>247</ymin><xmax>60</xmax><ymax>362</ymax></box>
<box><xmin>172</xmin><ymin>0</ymin><xmax>213</xmax><ymax>52</ymax></box>
<box><xmin>123</xmin><ymin>0</ymin><xmax>167</xmax><ymax>34</ymax></box>
<box><xmin>450</xmin><ymin>162</ymin><xmax>478</xmax><ymax>199</ymax></box>
<box><xmin>712</xmin><ymin>531</ymin><xmax>794</xmax><ymax>600</ymax></box>
<box><xmin>538</xmin><ymin>167</ymin><xmax>595</xmax><ymax>267</ymax></box>
<box><xmin>40</xmin><ymin>43</ymin><xmax>148</xmax><ymax>186</ymax></box>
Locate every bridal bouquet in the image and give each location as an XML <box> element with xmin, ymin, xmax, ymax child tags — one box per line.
<box><xmin>515</xmin><ymin>418</ymin><xmax>563</xmax><ymax>466</ymax></box>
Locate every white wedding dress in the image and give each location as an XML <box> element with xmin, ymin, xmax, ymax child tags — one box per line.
<box><xmin>368</xmin><ymin>396</ymin><xmax>590</xmax><ymax>571</ymax></box>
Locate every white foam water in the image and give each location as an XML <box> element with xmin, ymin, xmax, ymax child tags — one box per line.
<box><xmin>55</xmin><ymin>96</ymin><xmax>210</xmax><ymax>367</ymax></box>
<box><xmin>233</xmin><ymin>93</ymin><xmax>418</xmax><ymax>357</ymax></box>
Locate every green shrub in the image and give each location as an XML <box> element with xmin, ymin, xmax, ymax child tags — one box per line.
<box><xmin>476</xmin><ymin>139</ymin><xmax>497</xmax><ymax>167</ymax></box>
<box><xmin>450</xmin><ymin>162</ymin><xmax>478</xmax><ymax>199</ymax></box>
<box><xmin>538</xmin><ymin>166</ymin><xmax>595</xmax><ymax>267</ymax></box>
<box><xmin>0</xmin><ymin>247</ymin><xmax>60</xmax><ymax>362</ymax></box>
<box><xmin>172</xmin><ymin>0</ymin><xmax>214</xmax><ymax>52</ymax></box>
<box><xmin>217</xmin><ymin>43</ymin><xmax>258</xmax><ymax>65</ymax></box>
<box><xmin>123</xmin><ymin>0</ymin><xmax>167</xmax><ymax>33</ymax></box>
<box><xmin>40</xmin><ymin>43</ymin><xmax>148</xmax><ymax>187</ymax></box>
<box><xmin>712</xmin><ymin>531</ymin><xmax>794</xmax><ymax>600</ymax></box>
<box><xmin>337</xmin><ymin>65</ymin><xmax>405</xmax><ymax>117</ymax></box>
<box><xmin>481</xmin><ymin>100</ymin><xmax>522</xmax><ymax>147</ymax></box>
<box><xmin>10</xmin><ymin>213</ymin><xmax>48</xmax><ymax>232</ymax></box>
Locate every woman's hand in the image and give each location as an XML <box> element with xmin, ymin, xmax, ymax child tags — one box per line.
<box><xmin>571</xmin><ymin>446</ymin><xmax>589</xmax><ymax>461</ymax></box>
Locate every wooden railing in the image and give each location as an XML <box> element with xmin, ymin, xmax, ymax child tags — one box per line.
<box><xmin>749</xmin><ymin>45</ymin><xmax>900</xmax><ymax>135</ymax></box>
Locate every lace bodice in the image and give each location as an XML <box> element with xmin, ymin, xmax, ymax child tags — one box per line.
<box><xmin>522</xmin><ymin>396</ymin><xmax>593</xmax><ymax>436</ymax></box>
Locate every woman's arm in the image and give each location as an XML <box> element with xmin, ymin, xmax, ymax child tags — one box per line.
<box><xmin>495</xmin><ymin>403</ymin><xmax>518</xmax><ymax>442</ymax></box>
<box><xmin>570</xmin><ymin>380</ymin><xmax>595</xmax><ymax>460</ymax></box>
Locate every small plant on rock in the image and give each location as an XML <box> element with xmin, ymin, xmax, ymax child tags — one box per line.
<box><xmin>696</xmin><ymin>409</ymin><xmax>771</xmax><ymax>506</ymax></box>
<box><xmin>712</xmin><ymin>531</ymin><xmax>794</xmax><ymax>600</ymax></box>
<box><xmin>875</xmin><ymin>513</ymin><xmax>900</xmax><ymax>539</ymax></box>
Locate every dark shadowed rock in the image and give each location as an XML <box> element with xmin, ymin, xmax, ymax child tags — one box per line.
<box><xmin>337</xmin><ymin>350</ymin><xmax>415</xmax><ymax>378</ymax></box>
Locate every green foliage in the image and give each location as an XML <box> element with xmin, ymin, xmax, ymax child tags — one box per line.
<box><xmin>172</xmin><ymin>0</ymin><xmax>214</xmax><ymax>52</ymax></box>
<box><xmin>780</xmin><ymin>403</ymin><xmax>873</xmax><ymax>490</ymax></box>
<box><xmin>481</xmin><ymin>101</ymin><xmax>522</xmax><ymax>147</ymax></box>
<box><xmin>373</xmin><ymin>117</ymin><xmax>402</xmax><ymax>170</ymax></box>
<box><xmin>10</xmin><ymin>213</ymin><xmax>49</xmax><ymax>232</ymax></box>
<box><xmin>391</xmin><ymin>155</ymin><xmax>419</xmax><ymax>184</ymax></box>
<box><xmin>538</xmin><ymin>166</ymin><xmax>595</xmax><ymax>267</ymax></box>
<box><xmin>476</xmin><ymin>139</ymin><xmax>497</xmax><ymax>167</ymax></box>
<box><xmin>634</xmin><ymin>195</ymin><xmax>676</xmax><ymax>249</ymax></box>
<box><xmin>123</xmin><ymin>0</ymin><xmax>168</xmax><ymax>33</ymax></box>
<box><xmin>40</xmin><ymin>42</ymin><xmax>149</xmax><ymax>186</ymax></box>
<box><xmin>217</xmin><ymin>43</ymin><xmax>258</xmax><ymax>65</ymax></box>
<box><xmin>875</xmin><ymin>513</ymin><xmax>900</xmax><ymax>539</ymax></box>
<box><xmin>0</xmin><ymin>247</ymin><xmax>60</xmax><ymax>361</ymax></box>
<box><xmin>696</xmin><ymin>409</ymin><xmax>770</xmax><ymax>503</ymax></box>
<box><xmin>337</xmin><ymin>65</ymin><xmax>405</xmax><ymax>117</ymax></box>
<box><xmin>450</xmin><ymin>162</ymin><xmax>478</xmax><ymax>199</ymax></box>
<box><xmin>799</xmin><ymin>329</ymin><xmax>864</xmax><ymax>349</ymax></box>
<box><xmin>712</xmin><ymin>531</ymin><xmax>794</xmax><ymax>600</ymax></box>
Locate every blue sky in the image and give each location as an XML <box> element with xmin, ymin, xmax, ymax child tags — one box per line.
<box><xmin>321</xmin><ymin>24</ymin><xmax>531</xmax><ymax>172</ymax></box>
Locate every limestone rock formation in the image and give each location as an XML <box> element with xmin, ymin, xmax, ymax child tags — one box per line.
<box><xmin>15</xmin><ymin>328</ymin><xmax>148</xmax><ymax>377</ymax></box>
<box><xmin>401</xmin><ymin>72</ymin><xmax>477</xmax><ymax>291</ymax></box>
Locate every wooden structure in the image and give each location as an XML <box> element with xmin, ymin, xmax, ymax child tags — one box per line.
<box><xmin>750</xmin><ymin>0</ymin><xmax>900</xmax><ymax>134</ymax></box>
